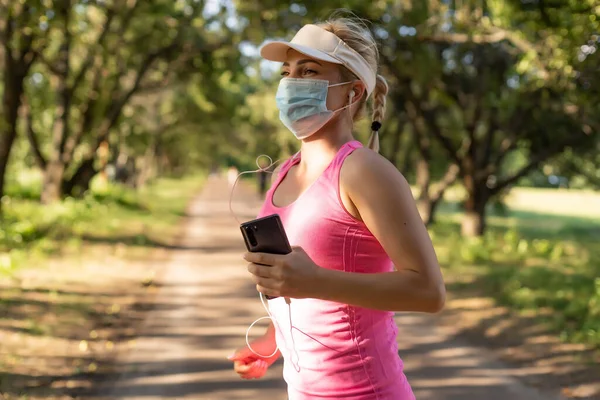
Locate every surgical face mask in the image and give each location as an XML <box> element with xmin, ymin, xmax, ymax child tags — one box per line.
<box><xmin>275</xmin><ymin>78</ymin><xmax>352</xmax><ymax>140</ymax></box>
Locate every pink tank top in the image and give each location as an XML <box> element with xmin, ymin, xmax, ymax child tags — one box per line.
<box><xmin>257</xmin><ymin>141</ymin><xmax>415</xmax><ymax>400</ymax></box>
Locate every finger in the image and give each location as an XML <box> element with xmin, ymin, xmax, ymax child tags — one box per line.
<box><xmin>240</xmin><ymin>366</ymin><xmax>264</xmax><ymax>379</ymax></box>
<box><xmin>256</xmin><ymin>283</ymin><xmax>280</xmax><ymax>298</ymax></box>
<box><xmin>241</xmin><ymin>369</ymin><xmax>265</xmax><ymax>380</ymax></box>
<box><xmin>250</xmin><ymin>274</ymin><xmax>279</xmax><ymax>289</ymax></box>
<box><xmin>227</xmin><ymin>348</ymin><xmax>254</xmax><ymax>362</ymax></box>
<box><xmin>240</xmin><ymin>360</ymin><xmax>268</xmax><ymax>379</ymax></box>
<box><xmin>234</xmin><ymin>360</ymin><xmax>255</xmax><ymax>374</ymax></box>
<box><xmin>244</xmin><ymin>252</ymin><xmax>284</xmax><ymax>266</ymax></box>
<box><xmin>254</xmin><ymin>278</ymin><xmax>281</xmax><ymax>295</ymax></box>
<box><xmin>247</xmin><ymin>263</ymin><xmax>276</xmax><ymax>279</ymax></box>
<box><xmin>290</xmin><ymin>246</ymin><xmax>306</xmax><ymax>255</ymax></box>
<box><xmin>236</xmin><ymin>360</ymin><xmax>266</xmax><ymax>377</ymax></box>
<box><xmin>250</xmin><ymin>270</ymin><xmax>279</xmax><ymax>285</ymax></box>
<box><xmin>245</xmin><ymin>366</ymin><xmax>267</xmax><ymax>379</ymax></box>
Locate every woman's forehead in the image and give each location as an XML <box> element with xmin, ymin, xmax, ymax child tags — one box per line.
<box><xmin>283</xmin><ymin>49</ymin><xmax>336</xmax><ymax>68</ymax></box>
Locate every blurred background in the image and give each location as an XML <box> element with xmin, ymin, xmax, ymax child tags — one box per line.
<box><xmin>0</xmin><ymin>0</ymin><xmax>599</xmax><ymax>399</ymax></box>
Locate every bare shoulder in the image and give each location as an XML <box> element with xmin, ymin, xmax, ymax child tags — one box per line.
<box><xmin>341</xmin><ymin>147</ymin><xmax>409</xmax><ymax>190</ymax></box>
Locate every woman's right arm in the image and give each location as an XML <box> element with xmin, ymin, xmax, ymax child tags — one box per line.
<box><xmin>266</xmin><ymin>319</ymin><xmax>277</xmax><ymax>336</ymax></box>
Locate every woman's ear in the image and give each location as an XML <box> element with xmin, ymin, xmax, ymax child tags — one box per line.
<box><xmin>351</xmin><ymin>81</ymin><xmax>366</xmax><ymax>104</ymax></box>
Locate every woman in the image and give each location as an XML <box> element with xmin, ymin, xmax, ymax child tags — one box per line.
<box><xmin>228</xmin><ymin>16</ymin><xmax>446</xmax><ymax>400</ymax></box>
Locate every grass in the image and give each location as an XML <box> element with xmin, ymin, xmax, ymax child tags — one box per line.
<box><xmin>431</xmin><ymin>188</ymin><xmax>600</xmax><ymax>348</ymax></box>
<box><xmin>0</xmin><ymin>172</ymin><xmax>206</xmax><ymax>276</ymax></box>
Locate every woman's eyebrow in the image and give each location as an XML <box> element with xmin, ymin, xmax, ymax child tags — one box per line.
<box><xmin>282</xmin><ymin>59</ymin><xmax>323</xmax><ymax>67</ymax></box>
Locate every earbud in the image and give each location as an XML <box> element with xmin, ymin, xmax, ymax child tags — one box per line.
<box><xmin>348</xmin><ymin>90</ymin><xmax>355</xmax><ymax>103</ymax></box>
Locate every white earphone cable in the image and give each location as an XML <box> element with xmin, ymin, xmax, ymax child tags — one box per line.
<box><xmin>244</xmin><ymin>292</ymin><xmax>280</xmax><ymax>358</ymax></box>
<box><xmin>228</xmin><ymin>155</ymin><xmax>280</xmax><ymax>225</ymax></box>
<box><xmin>228</xmin><ymin>154</ymin><xmax>285</xmax><ymax>358</ymax></box>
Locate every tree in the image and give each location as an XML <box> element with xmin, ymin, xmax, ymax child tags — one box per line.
<box><xmin>376</xmin><ymin>0</ymin><xmax>598</xmax><ymax>235</ymax></box>
<box><xmin>236</xmin><ymin>1</ymin><xmax>600</xmax><ymax>235</ymax></box>
<box><xmin>0</xmin><ymin>1</ymin><xmax>51</xmax><ymax>212</ymax></box>
<box><xmin>22</xmin><ymin>0</ymin><xmax>237</xmax><ymax>201</ymax></box>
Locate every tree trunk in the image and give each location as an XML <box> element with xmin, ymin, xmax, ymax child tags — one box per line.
<box><xmin>462</xmin><ymin>202</ymin><xmax>487</xmax><ymax>236</ymax></box>
<box><xmin>419</xmin><ymin>170</ymin><xmax>461</xmax><ymax>227</ymax></box>
<box><xmin>417</xmin><ymin>196</ymin><xmax>432</xmax><ymax>225</ymax></box>
<box><xmin>63</xmin><ymin>158</ymin><xmax>96</xmax><ymax>197</ymax></box>
<box><xmin>387</xmin><ymin>122</ymin><xmax>404</xmax><ymax>167</ymax></box>
<box><xmin>418</xmin><ymin>196</ymin><xmax>442</xmax><ymax>226</ymax></box>
<box><xmin>41</xmin><ymin>161</ymin><xmax>66</xmax><ymax>203</ymax></box>
<box><xmin>0</xmin><ymin>63</ymin><xmax>25</xmax><ymax>213</ymax></box>
<box><xmin>21</xmin><ymin>97</ymin><xmax>48</xmax><ymax>170</ymax></box>
<box><xmin>135</xmin><ymin>150</ymin><xmax>155</xmax><ymax>188</ymax></box>
<box><xmin>461</xmin><ymin>181</ymin><xmax>489</xmax><ymax>237</ymax></box>
<box><xmin>411</xmin><ymin>107</ymin><xmax>437</xmax><ymax>225</ymax></box>
<box><xmin>415</xmin><ymin>159</ymin><xmax>459</xmax><ymax>226</ymax></box>
<box><xmin>415</xmin><ymin>156</ymin><xmax>433</xmax><ymax>224</ymax></box>
<box><xmin>0</xmin><ymin>116</ymin><xmax>18</xmax><ymax>214</ymax></box>
<box><xmin>0</xmin><ymin>6</ymin><xmax>39</xmax><ymax>213</ymax></box>
<box><xmin>399</xmin><ymin>137</ymin><xmax>414</xmax><ymax>176</ymax></box>
<box><xmin>41</xmin><ymin>3</ymin><xmax>72</xmax><ymax>203</ymax></box>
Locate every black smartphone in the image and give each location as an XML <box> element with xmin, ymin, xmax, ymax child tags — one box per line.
<box><xmin>240</xmin><ymin>214</ymin><xmax>292</xmax><ymax>300</ymax></box>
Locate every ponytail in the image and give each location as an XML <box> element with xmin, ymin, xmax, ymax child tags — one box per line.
<box><xmin>318</xmin><ymin>16</ymin><xmax>388</xmax><ymax>153</ymax></box>
<box><xmin>367</xmin><ymin>75</ymin><xmax>389</xmax><ymax>153</ymax></box>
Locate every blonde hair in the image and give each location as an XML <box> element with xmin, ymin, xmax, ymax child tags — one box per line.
<box><xmin>317</xmin><ymin>15</ymin><xmax>389</xmax><ymax>153</ymax></box>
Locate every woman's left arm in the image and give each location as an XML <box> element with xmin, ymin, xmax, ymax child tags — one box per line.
<box><xmin>316</xmin><ymin>149</ymin><xmax>446</xmax><ymax>313</ymax></box>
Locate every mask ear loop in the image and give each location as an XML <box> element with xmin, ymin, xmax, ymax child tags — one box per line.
<box><xmin>228</xmin><ymin>155</ymin><xmax>285</xmax><ymax>359</ymax></box>
<box><xmin>347</xmin><ymin>89</ymin><xmax>356</xmax><ymax>130</ymax></box>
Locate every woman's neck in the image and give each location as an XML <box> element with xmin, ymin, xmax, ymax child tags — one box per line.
<box><xmin>297</xmin><ymin>120</ymin><xmax>355</xmax><ymax>175</ymax></box>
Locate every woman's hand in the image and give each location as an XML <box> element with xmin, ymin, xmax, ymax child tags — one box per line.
<box><xmin>228</xmin><ymin>333</ymin><xmax>280</xmax><ymax>380</ymax></box>
<box><xmin>244</xmin><ymin>246</ymin><xmax>321</xmax><ymax>299</ymax></box>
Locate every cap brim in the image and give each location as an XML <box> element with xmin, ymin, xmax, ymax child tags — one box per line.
<box><xmin>260</xmin><ymin>41</ymin><xmax>342</xmax><ymax>65</ymax></box>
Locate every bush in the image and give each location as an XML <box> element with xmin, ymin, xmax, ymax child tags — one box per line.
<box><xmin>5</xmin><ymin>169</ymin><xmax>42</xmax><ymax>200</ymax></box>
<box><xmin>436</xmin><ymin>217</ymin><xmax>600</xmax><ymax>348</ymax></box>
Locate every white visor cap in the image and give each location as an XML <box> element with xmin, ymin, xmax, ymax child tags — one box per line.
<box><xmin>259</xmin><ymin>24</ymin><xmax>377</xmax><ymax>97</ymax></box>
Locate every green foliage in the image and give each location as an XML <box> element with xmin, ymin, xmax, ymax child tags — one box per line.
<box><xmin>0</xmin><ymin>0</ymin><xmax>239</xmax><ymax>202</ymax></box>
<box><xmin>89</xmin><ymin>181</ymin><xmax>145</xmax><ymax>211</ymax></box>
<box><xmin>0</xmin><ymin>173</ymin><xmax>204</xmax><ymax>275</ymax></box>
<box><xmin>5</xmin><ymin>169</ymin><xmax>43</xmax><ymax>200</ymax></box>
<box><xmin>230</xmin><ymin>1</ymin><xmax>600</xmax><ymax>236</ymax></box>
<box><xmin>2</xmin><ymin>0</ymin><xmax>597</xmax><ymax>220</ymax></box>
<box><xmin>435</xmin><ymin>196</ymin><xmax>600</xmax><ymax>347</ymax></box>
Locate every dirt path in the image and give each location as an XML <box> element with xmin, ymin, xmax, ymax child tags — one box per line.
<box><xmin>87</xmin><ymin>175</ymin><xmax>565</xmax><ymax>400</ymax></box>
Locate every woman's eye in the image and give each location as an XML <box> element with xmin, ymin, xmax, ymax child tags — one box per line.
<box><xmin>280</xmin><ymin>71</ymin><xmax>289</xmax><ymax>76</ymax></box>
<box><xmin>304</xmin><ymin>69</ymin><xmax>317</xmax><ymax>75</ymax></box>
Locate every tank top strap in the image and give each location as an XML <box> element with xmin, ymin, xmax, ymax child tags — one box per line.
<box><xmin>269</xmin><ymin>152</ymin><xmax>300</xmax><ymax>193</ymax></box>
<box><xmin>323</xmin><ymin>140</ymin><xmax>363</xmax><ymax>180</ymax></box>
